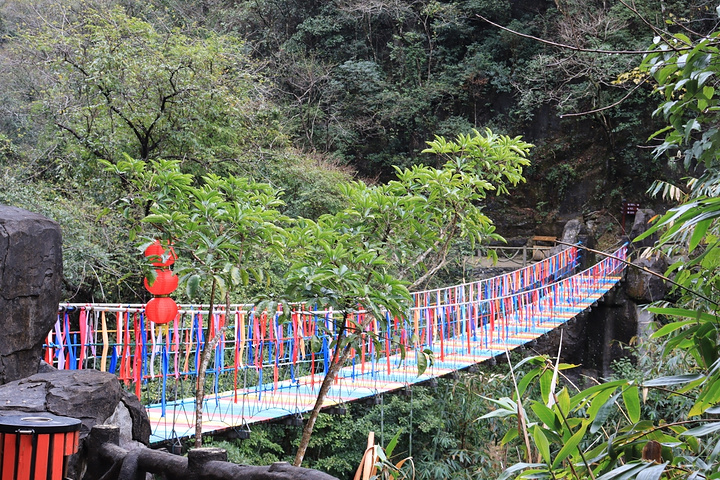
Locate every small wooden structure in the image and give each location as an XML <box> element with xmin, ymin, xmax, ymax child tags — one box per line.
<box><xmin>530</xmin><ymin>235</ymin><xmax>557</xmax><ymax>260</ymax></box>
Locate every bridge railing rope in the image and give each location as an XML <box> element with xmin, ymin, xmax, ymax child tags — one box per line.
<box><xmin>44</xmin><ymin>244</ymin><xmax>625</xmax><ymax>432</ymax></box>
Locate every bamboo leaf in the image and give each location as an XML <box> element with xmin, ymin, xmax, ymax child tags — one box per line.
<box><xmin>570</xmin><ymin>380</ymin><xmax>627</xmax><ymax>405</ymax></box>
<box><xmin>500</xmin><ymin>427</ymin><xmax>519</xmax><ymax>446</ymax></box>
<box><xmin>689</xmin><ymin>218</ymin><xmax>711</xmax><ymax>252</ymax></box>
<box><xmin>644</xmin><ymin>373</ymin><xmax>705</xmax><ymax>387</ymax></box>
<box><xmin>648</xmin><ymin>307</ymin><xmax>719</xmax><ymax>325</ymax></box>
<box><xmin>651</xmin><ymin>319</ymin><xmax>698</xmax><ymax>338</ymax></box>
<box><xmin>596</xmin><ymin>462</ymin><xmax>652</xmax><ymax>480</ymax></box>
<box><xmin>623</xmin><ymin>385</ymin><xmax>641</xmax><ymax>423</ymax></box>
<box><xmin>590</xmin><ymin>390</ymin><xmax>621</xmax><ymax>434</ymax></box>
<box><xmin>497</xmin><ymin>463</ymin><xmax>545</xmax><ymax>480</ymax></box>
<box><xmin>539</xmin><ymin>368</ymin><xmax>553</xmax><ymax>405</ymax></box>
<box><xmin>531</xmin><ymin>402</ymin><xmax>561</xmax><ymax>431</ymax></box>
<box><xmin>518</xmin><ymin>368</ymin><xmax>542</xmax><ymax>398</ymax></box>
<box><xmin>680</xmin><ymin>421</ymin><xmax>720</xmax><ymax>437</ymax></box>
<box><xmin>556</xmin><ymin>388</ymin><xmax>570</xmax><ymax>417</ymax></box>
<box><xmin>533</xmin><ymin>425</ymin><xmax>552</xmax><ymax>464</ymax></box>
<box><xmin>551</xmin><ymin>421</ymin><xmax>588</xmax><ymax>469</ymax></box>
<box><xmin>385</xmin><ymin>429</ymin><xmax>402</xmax><ymax>457</ymax></box>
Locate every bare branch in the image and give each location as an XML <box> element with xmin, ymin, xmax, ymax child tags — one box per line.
<box><xmin>475</xmin><ymin>14</ymin><xmax>697</xmax><ymax>55</ymax></box>
<box><xmin>559</xmin><ymin>77</ymin><xmax>649</xmax><ymax>118</ymax></box>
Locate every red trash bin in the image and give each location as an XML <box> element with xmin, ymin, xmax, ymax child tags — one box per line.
<box><xmin>0</xmin><ymin>414</ymin><xmax>81</xmax><ymax>480</ymax></box>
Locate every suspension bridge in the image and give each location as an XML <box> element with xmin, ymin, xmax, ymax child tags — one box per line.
<box><xmin>46</xmin><ymin>244</ymin><xmax>626</xmax><ymax>444</ymax></box>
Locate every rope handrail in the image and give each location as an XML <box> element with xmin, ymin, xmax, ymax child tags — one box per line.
<box><xmin>57</xmin><ymin>245</ymin><xmax>581</xmax><ymax>315</ymax></box>
<box><xmin>45</xmin><ymin>244</ymin><xmax>626</xmax><ymax>443</ymax></box>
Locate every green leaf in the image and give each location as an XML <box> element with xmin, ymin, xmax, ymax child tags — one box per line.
<box><xmin>230</xmin><ymin>266</ymin><xmax>242</xmax><ymax>286</ymax></box>
<box><xmin>531</xmin><ymin>402</ymin><xmax>561</xmax><ymax>431</ymax></box>
<box><xmin>596</xmin><ymin>462</ymin><xmax>654</xmax><ymax>480</ymax></box>
<box><xmin>644</xmin><ymin>374</ymin><xmax>705</xmax><ymax>387</ymax></box>
<box><xmin>689</xmin><ymin>218</ymin><xmax>711</xmax><ymax>252</ymax></box>
<box><xmin>385</xmin><ymin>429</ymin><xmax>402</xmax><ymax>457</ymax></box>
<box><xmin>551</xmin><ymin>421</ymin><xmax>588</xmax><ymax>469</ymax></box>
<box><xmin>570</xmin><ymin>380</ymin><xmax>627</xmax><ymax>405</ymax></box>
<box><xmin>500</xmin><ymin>426</ymin><xmax>519</xmax><ymax>446</ymax></box>
<box><xmin>538</xmin><ymin>368</ymin><xmax>553</xmax><ymax>405</ymax></box>
<box><xmin>186</xmin><ymin>274</ymin><xmax>201</xmax><ymax>298</ymax></box>
<box><xmin>622</xmin><ymin>385</ymin><xmax>641</xmax><ymax>423</ymax></box>
<box><xmin>310</xmin><ymin>335</ymin><xmax>322</xmax><ymax>353</ymax></box>
<box><xmin>497</xmin><ymin>463</ymin><xmax>545</xmax><ymax>480</ymax></box>
<box><xmin>697</xmin><ymin>335</ymin><xmax>718</xmax><ymax>369</ymax></box>
<box><xmin>636</xmin><ymin>462</ymin><xmax>667</xmax><ymax>480</ymax></box>
<box><xmin>556</xmin><ymin>388</ymin><xmax>570</xmax><ymax>417</ymax></box>
<box><xmin>416</xmin><ymin>349</ymin><xmax>428</xmax><ymax>375</ymax></box>
<box><xmin>143</xmin><ymin>214</ymin><xmax>168</xmax><ymax>224</ymax></box>
<box><xmin>533</xmin><ymin>425</ymin><xmax>551</xmax><ymax>464</ymax></box>
<box><xmin>590</xmin><ymin>390</ymin><xmax>621</xmax><ymax>434</ymax></box>
<box><xmin>517</xmin><ymin>368</ymin><xmax>542</xmax><ymax>398</ymax></box>
<box><xmin>680</xmin><ymin>421</ymin><xmax>720</xmax><ymax>437</ymax></box>
<box><xmin>651</xmin><ymin>319</ymin><xmax>698</xmax><ymax>338</ymax></box>
<box><xmin>480</xmin><ymin>408</ymin><xmax>517</xmax><ymax>419</ymax></box>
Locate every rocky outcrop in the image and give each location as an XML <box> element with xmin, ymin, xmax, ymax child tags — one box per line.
<box><xmin>0</xmin><ymin>206</ymin><xmax>63</xmax><ymax>384</ymax></box>
<box><xmin>0</xmin><ymin>370</ymin><xmax>150</xmax><ymax>444</ymax></box>
<box><xmin>583</xmin><ymin>286</ymin><xmax>639</xmax><ymax>378</ymax></box>
<box><xmin>629</xmin><ymin>208</ymin><xmax>657</xmax><ymax>247</ymax></box>
<box><xmin>553</xmin><ymin>217</ymin><xmax>597</xmax><ymax>268</ymax></box>
<box><xmin>626</xmin><ymin>254</ymin><xmax>668</xmax><ymax>304</ymax></box>
<box><xmin>0</xmin><ymin>370</ymin><xmax>150</xmax><ymax>479</ymax></box>
<box><xmin>558</xmin><ymin>217</ymin><xmax>595</xmax><ymax>249</ymax></box>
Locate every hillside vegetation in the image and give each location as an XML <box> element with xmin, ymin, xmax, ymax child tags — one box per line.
<box><xmin>3</xmin><ymin>2</ymin><xmax>720</xmax><ymax>479</ymax></box>
<box><xmin>1</xmin><ymin>0</ymin><xmax>708</xmax><ymax>300</ymax></box>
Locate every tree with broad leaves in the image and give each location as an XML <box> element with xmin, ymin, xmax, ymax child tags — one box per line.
<box><xmin>107</xmin><ymin>156</ymin><xmax>288</xmax><ymax>447</ymax></box>
<box><xmin>287</xmin><ymin>127</ymin><xmax>532</xmax><ymax>466</ymax></box>
<box><xmin>17</xmin><ymin>4</ymin><xmax>278</xmax><ymax>176</ymax></box>
<box><xmin>107</xmin><ymin>126</ymin><xmax>532</xmax><ymax>455</ymax></box>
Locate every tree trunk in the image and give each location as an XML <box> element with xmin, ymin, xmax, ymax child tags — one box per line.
<box><xmin>293</xmin><ymin>313</ymin><xmax>352</xmax><ymax>466</ymax></box>
<box><xmin>194</xmin><ymin>277</ymin><xmax>216</xmax><ymax>447</ymax></box>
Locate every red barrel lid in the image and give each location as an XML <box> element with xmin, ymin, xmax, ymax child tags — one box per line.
<box><xmin>0</xmin><ymin>414</ymin><xmax>81</xmax><ymax>434</ymax></box>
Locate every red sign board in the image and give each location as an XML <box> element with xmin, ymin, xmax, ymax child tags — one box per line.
<box><xmin>622</xmin><ymin>202</ymin><xmax>640</xmax><ymax>215</ymax></box>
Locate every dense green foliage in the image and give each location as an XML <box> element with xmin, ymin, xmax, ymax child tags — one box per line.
<box><xmin>3</xmin><ymin>0</ymin><xmax>720</xmax><ymax>477</ymax></box>
<box><xmin>484</xmin><ymin>13</ymin><xmax>720</xmax><ymax>480</ymax></box>
<box><xmin>1</xmin><ymin>0</ymin><xmax>708</xmax><ymax>299</ymax></box>
<box><xmin>204</xmin><ymin>370</ymin><xmax>518</xmax><ymax>480</ymax></box>
<box><xmin>132</xmin><ymin>0</ymin><xmax>691</xmax><ymax>200</ymax></box>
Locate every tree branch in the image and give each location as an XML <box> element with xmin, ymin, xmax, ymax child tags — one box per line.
<box><xmin>559</xmin><ymin>78</ymin><xmax>649</xmax><ymax>118</ymax></box>
<box><xmin>475</xmin><ymin>14</ymin><xmax>699</xmax><ymax>55</ymax></box>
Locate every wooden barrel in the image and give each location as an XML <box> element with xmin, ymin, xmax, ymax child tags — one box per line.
<box><xmin>0</xmin><ymin>414</ymin><xmax>81</xmax><ymax>480</ymax></box>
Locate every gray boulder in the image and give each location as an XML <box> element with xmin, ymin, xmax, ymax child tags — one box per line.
<box><xmin>626</xmin><ymin>254</ymin><xmax>668</xmax><ymax>304</ymax></box>
<box><xmin>629</xmin><ymin>208</ymin><xmax>657</xmax><ymax>247</ymax></box>
<box><xmin>0</xmin><ymin>206</ymin><xmax>63</xmax><ymax>384</ymax></box>
<box><xmin>553</xmin><ymin>217</ymin><xmax>596</xmax><ymax>268</ymax></box>
<box><xmin>0</xmin><ymin>370</ymin><xmax>150</xmax><ymax>479</ymax></box>
<box><xmin>0</xmin><ymin>370</ymin><xmax>150</xmax><ymax>444</ymax></box>
<box><xmin>559</xmin><ymin>218</ymin><xmax>587</xmax><ymax>246</ymax></box>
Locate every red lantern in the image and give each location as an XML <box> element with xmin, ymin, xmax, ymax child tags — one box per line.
<box><xmin>144</xmin><ymin>240</ymin><xmax>177</xmax><ymax>268</ymax></box>
<box><xmin>145</xmin><ymin>297</ymin><xmax>178</xmax><ymax>324</ymax></box>
<box><xmin>143</xmin><ymin>269</ymin><xmax>179</xmax><ymax>296</ymax></box>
